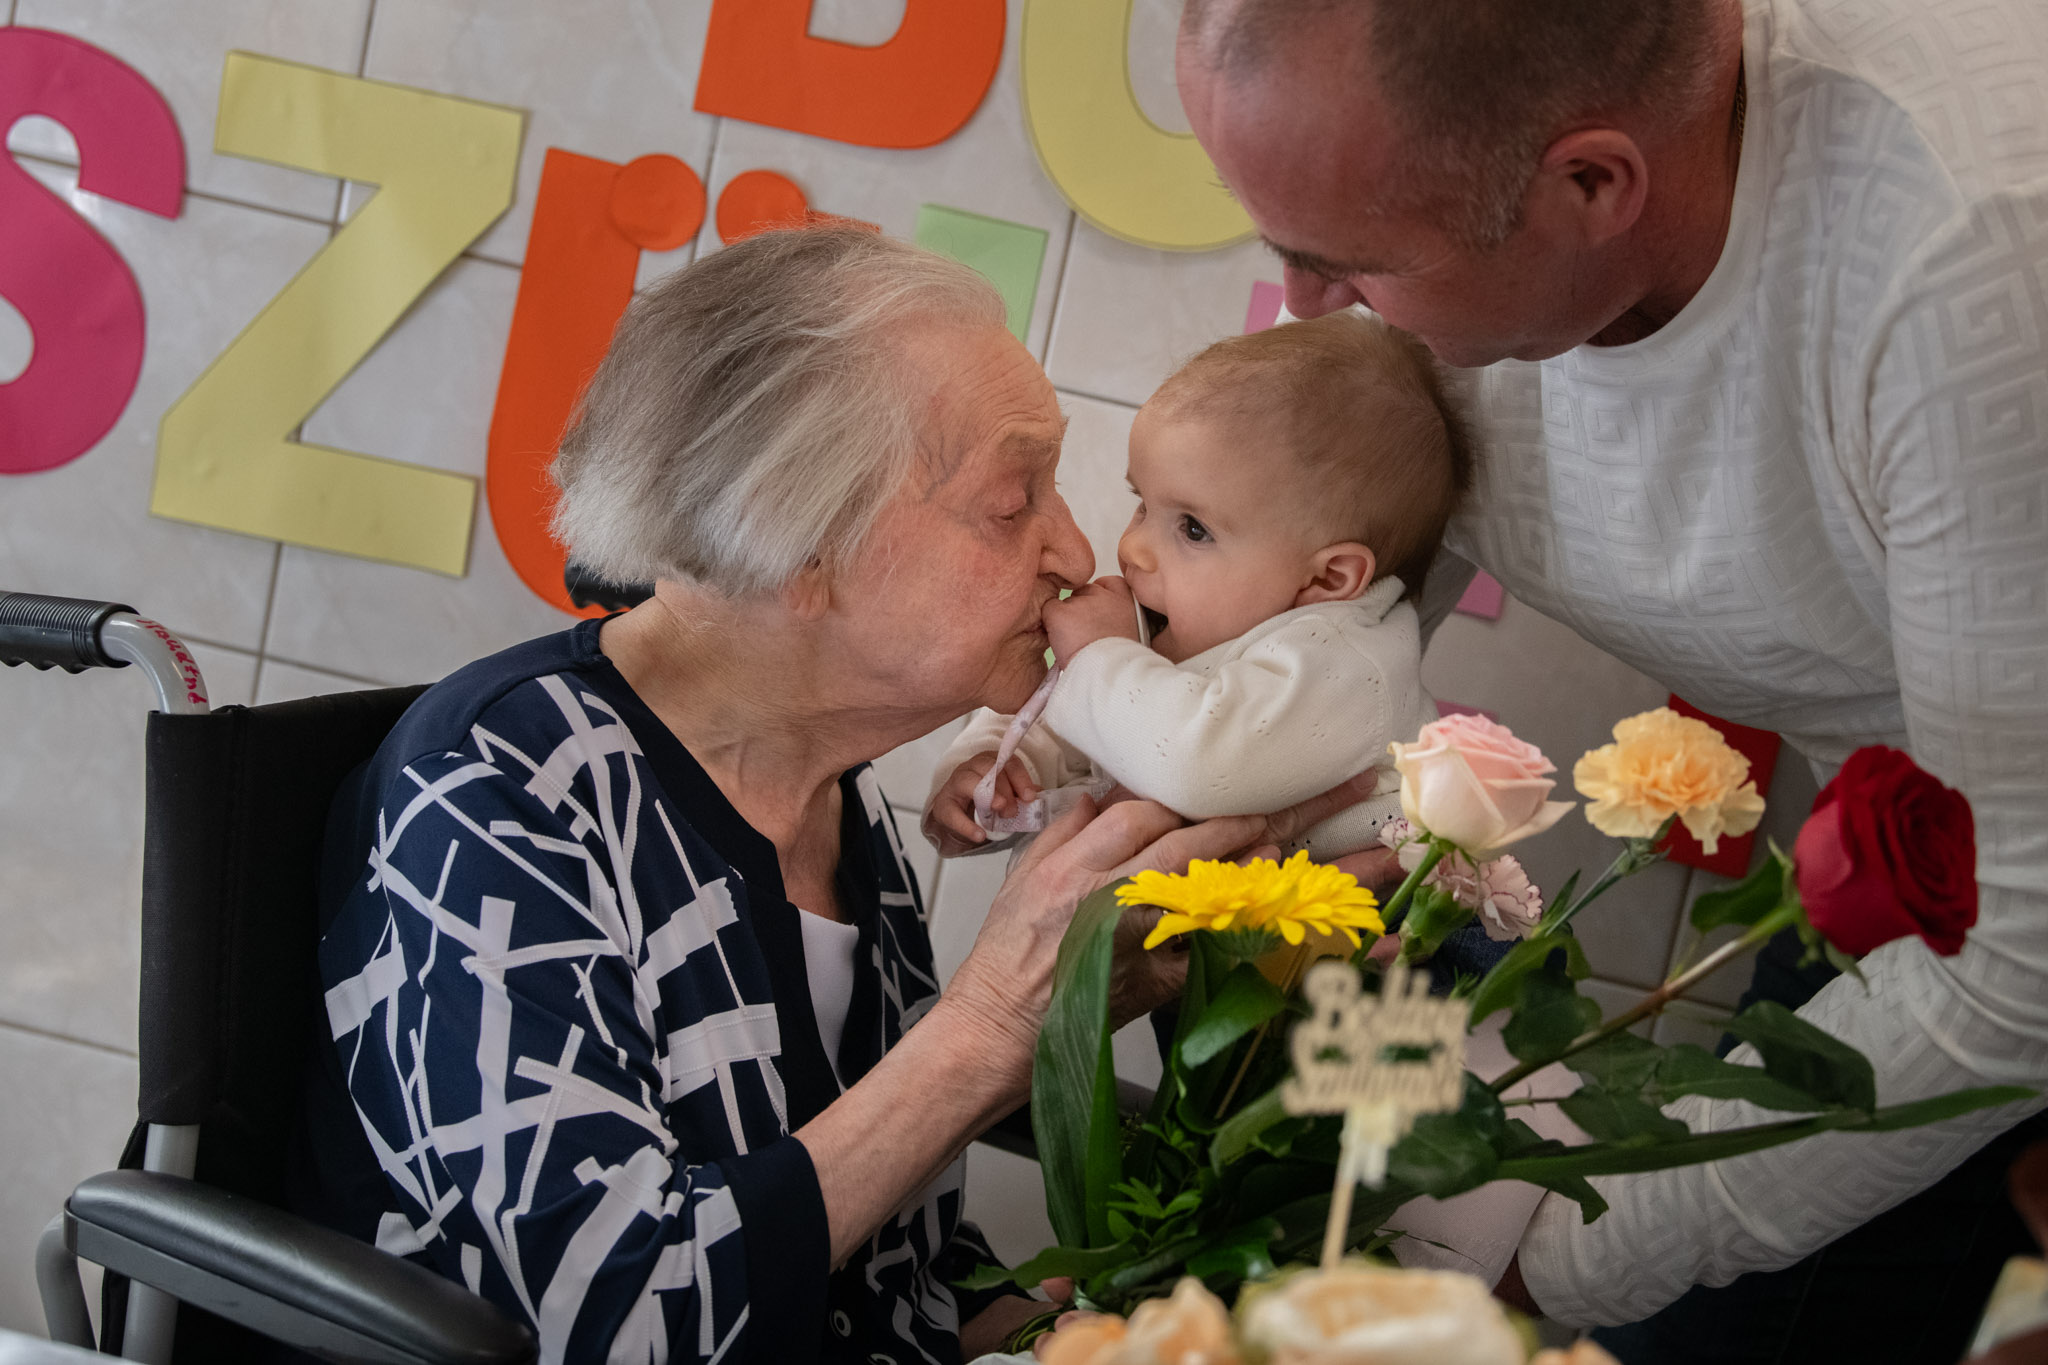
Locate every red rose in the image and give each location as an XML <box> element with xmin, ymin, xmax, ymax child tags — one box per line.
<box><xmin>1792</xmin><ymin>746</ymin><xmax>1977</xmax><ymax>957</ymax></box>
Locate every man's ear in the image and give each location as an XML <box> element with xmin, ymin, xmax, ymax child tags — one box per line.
<box><xmin>1532</xmin><ymin>127</ymin><xmax>1649</xmax><ymax>247</ymax></box>
<box><xmin>1296</xmin><ymin>543</ymin><xmax>1376</xmax><ymax>606</ymax></box>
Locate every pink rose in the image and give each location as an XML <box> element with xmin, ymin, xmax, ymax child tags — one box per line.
<box><xmin>1379</xmin><ymin>819</ymin><xmax>1545</xmax><ymax>941</ymax></box>
<box><xmin>1390</xmin><ymin>715</ymin><xmax>1575</xmax><ymax>859</ymax></box>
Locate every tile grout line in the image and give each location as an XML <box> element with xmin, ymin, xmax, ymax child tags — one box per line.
<box><xmin>8</xmin><ymin>146</ymin><xmax>343</xmax><ymax>229</ymax></box>
<box><xmin>0</xmin><ymin>1016</ymin><xmax>138</xmax><ymax>1063</ymax></box>
<box><xmin>251</xmin><ymin>542</ymin><xmax>286</xmax><ymax>695</ymax></box>
<box><xmin>693</xmin><ymin>116</ymin><xmax>727</xmax><ymax>263</ymax></box>
<box><xmin>1052</xmin><ymin>383</ymin><xmax>1140</xmax><ymax>414</ymax></box>
<box><xmin>1036</xmin><ymin>213</ymin><xmax>1080</xmax><ymax>367</ymax></box>
<box><xmin>1663</xmin><ymin>864</ymin><xmax>1698</xmax><ymax>984</ymax></box>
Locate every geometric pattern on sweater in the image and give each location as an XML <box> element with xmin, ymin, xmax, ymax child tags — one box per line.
<box><xmin>1439</xmin><ymin>0</ymin><xmax>2048</xmax><ymax>1328</ymax></box>
<box><xmin>318</xmin><ymin>621</ymin><xmax>995</xmax><ymax>1364</ymax></box>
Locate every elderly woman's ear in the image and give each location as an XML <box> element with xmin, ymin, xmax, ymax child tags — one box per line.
<box><xmin>783</xmin><ymin>556</ymin><xmax>833</xmax><ymax>619</ymax></box>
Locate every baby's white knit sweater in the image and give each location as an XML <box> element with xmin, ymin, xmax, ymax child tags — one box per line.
<box><xmin>931</xmin><ymin>578</ymin><xmax>1437</xmax><ymax>858</ymax></box>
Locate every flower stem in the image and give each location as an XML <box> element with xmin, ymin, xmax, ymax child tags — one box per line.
<box><xmin>1379</xmin><ymin>840</ymin><xmax>1449</xmax><ymax>934</ymax></box>
<box><xmin>1492</xmin><ymin>906</ymin><xmax>1793</xmax><ymax>1093</ymax></box>
<box><xmin>1215</xmin><ymin>945</ymin><xmax>1314</xmax><ymax>1116</ymax></box>
<box><xmin>1535</xmin><ymin>831</ymin><xmax>1666</xmax><ymax>939</ymax></box>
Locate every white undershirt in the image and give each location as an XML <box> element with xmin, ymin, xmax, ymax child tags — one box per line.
<box><xmin>798</xmin><ymin>909</ymin><xmax>860</xmax><ymax>1087</ymax></box>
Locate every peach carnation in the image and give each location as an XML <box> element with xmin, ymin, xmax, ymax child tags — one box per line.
<box><xmin>1573</xmin><ymin>708</ymin><xmax>1766</xmax><ymax>854</ymax></box>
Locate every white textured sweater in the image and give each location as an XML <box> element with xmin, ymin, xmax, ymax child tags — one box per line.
<box><xmin>1436</xmin><ymin>0</ymin><xmax>2048</xmax><ymax>1328</ymax></box>
<box><xmin>933</xmin><ymin>581</ymin><xmax>1438</xmax><ymax>857</ymax></box>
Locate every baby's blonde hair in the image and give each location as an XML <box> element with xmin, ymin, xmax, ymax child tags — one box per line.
<box><xmin>1149</xmin><ymin>310</ymin><xmax>1472</xmax><ymax>596</ymax></box>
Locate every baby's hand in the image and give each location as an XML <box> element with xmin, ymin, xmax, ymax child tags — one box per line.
<box><xmin>922</xmin><ymin>752</ymin><xmax>1041</xmax><ymax>856</ymax></box>
<box><xmin>1044</xmin><ymin>576</ymin><xmax>1140</xmax><ymax>666</ymax></box>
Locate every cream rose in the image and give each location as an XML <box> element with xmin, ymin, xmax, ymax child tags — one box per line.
<box><xmin>1238</xmin><ymin>1264</ymin><xmax>1525</xmax><ymax>1365</ymax></box>
<box><xmin>1390</xmin><ymin>715</ymin><xmax>1574</xmax><ymax>859</ymax></box>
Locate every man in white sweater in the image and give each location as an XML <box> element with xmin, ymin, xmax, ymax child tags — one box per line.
<box><xmin>1178</xmin><ymin>0</ymin><xmax>2048</xmax><ymax>1356</ymax></box>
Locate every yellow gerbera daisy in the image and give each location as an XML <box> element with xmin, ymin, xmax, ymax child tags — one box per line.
<box><xmin>1118</xmin><ymin>851</ymin><xmax>1384</xmax><ymax>953</ymax></box>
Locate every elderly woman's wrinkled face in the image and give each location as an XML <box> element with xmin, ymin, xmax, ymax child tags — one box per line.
<box><xmin>829</xmin><ymin>322</ymin><xmax>1091</xmax><ymax>720</ymax></box>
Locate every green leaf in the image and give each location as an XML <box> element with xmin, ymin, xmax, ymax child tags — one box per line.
<box><xmin>1567</xmin><ymin>1030</ymin><xmax>1666</xmax><ymax>1094</ymax></box>
<box><xmin>1456</xmin><ymin>1071</ymin><xmax>1509</xmax><ymax>1146</ymax></box>
<box><xmin>1501</xmin><ymin>961</ymin><xmax>1601</xmax><ymax>1067</ymax></box>
<box><xmin>1558</xmin><ymin>1084</ymin><xmax>1691</xmax><ymax>1145</ymax></box>
<box><xmin>957</xmin><ymin>1240</ymin><xmax>1136</xmax><ymax>1291</ymax></box>
<box><xmin>1495</xmin><ymin>1120</ymin><xmax>1609</xmax><ymax>1223</ymax></box>
<box><xmin>1396</xmin><ymin>884</ymin><xmax>1472</xmax><ymax>963</ymax></box>
<box><xmin>1178</xmin><ymin>964</ymin><xmax>1287</xmax><ymax>1069</ymax></box>
<box><xmin>1723</xmin><ymin>1001</ymin><xmax>1877</xmax><ymax>1113</ymax></box>
<box><xmin>1536</xmin><ymin>869</ymin><xmax>1583</xmax><ymax>932</ymax></box>
<box><xmin>1855</xmin><ymin>1085</ymin><xmax>2037</xmax><ymax>1131</ymax></box>
<box><xmin>1184</xmin><ymin>1219</ymin><xmax>1280</xmax><ymax>1282</ymax></box>
<box><xmin>1209</xmin><ymin>1084</ymin><xmax>1290</xmax><ymax>1170</ymax></box>
<box><xmin>1033</xmin><ymin>883</ymin><xmax>1127</xmax><ymax>1247</ymax></box>
<box><xmin>1690</xmin><ymin>848</ymin><xmax>1791</xmax><ymax>933</ymax></box>
<box><xmin>1387</xmin><ymin>1109</ymin><xmax>1499</xmax><ymax>1198</ymax></box>
<box><xmin>1650</xmin><ymin>1043</ymin><xmax>1829</xmax><ymax>1112</ymax></box>
<box><xmin>1495</xmin><ymin>1084</ymin><xmax>2035</xmax><ymax>1185</ymax></box>
<box><xmin>1469</xmin><ymin>935</ymin><xmax>1590</xmax><ymax>1026</ymax></box>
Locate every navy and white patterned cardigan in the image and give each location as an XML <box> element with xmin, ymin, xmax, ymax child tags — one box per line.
<box><xmin>313</xmin><ymin>620</ymin><xmax>1005</xmax><ymax>1365</ymax></box>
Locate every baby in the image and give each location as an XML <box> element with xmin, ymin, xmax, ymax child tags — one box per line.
<box><xmin>923</xmin><ymin>309</ymin><xmax>1471</xmax><ymax>861</ymax></box>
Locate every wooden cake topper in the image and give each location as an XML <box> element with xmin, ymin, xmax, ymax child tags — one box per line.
<box><xmin>1283</xmin><ymin>959</ymin><xmax>1467</xmax><ymax>1268</ymax></box>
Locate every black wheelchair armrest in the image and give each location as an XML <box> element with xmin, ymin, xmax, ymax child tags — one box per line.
<box><xmin>66</xmin><ymin>1171</ymin><xmax>535</xmax><ymax>1365</ymax></box>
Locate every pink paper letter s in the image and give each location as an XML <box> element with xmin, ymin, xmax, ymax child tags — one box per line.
<box><xmin>0</xmin><ymin>29</ymin><xmax>182</xmax><ymax>474</ymax></box>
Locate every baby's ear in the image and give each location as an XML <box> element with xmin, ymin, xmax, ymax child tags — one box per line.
<box><xmin>1295</xmin><ymin>543</ymin><xmax>1376</xmax><ymax>606</ymax></box>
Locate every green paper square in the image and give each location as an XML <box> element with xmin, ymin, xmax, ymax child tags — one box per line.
<box><xmin>914</xmin><ymin>204</ymin><xmax>1049</xmax><ymax>343</ymax></box>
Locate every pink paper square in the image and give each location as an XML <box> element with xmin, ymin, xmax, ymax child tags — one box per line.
<box><xmin>1435</xmin><ymin>699</ymin><xmax>1499</xmax><ymax>722</ymax></box>
<box><xmin>1454</xmin><ymin>571</ymin><xmax>1505</xmax><ymax>620</ymax></box>
<box><xmin>1243</xmin><ymin>281</ymin><xmax>1285</xmax><ymax>334</ymax></box>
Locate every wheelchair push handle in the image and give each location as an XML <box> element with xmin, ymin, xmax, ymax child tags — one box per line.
<box><xmin>0</xmin><ymin>593</ymin><xmax>133</xmax><ymax>673</ymax></box>
<box><xmin>0</xmin><ymin>592</ymin><xmax>210</xmax><ymax>713</ymax></box>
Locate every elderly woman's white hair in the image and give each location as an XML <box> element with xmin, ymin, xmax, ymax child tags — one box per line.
<box><xmin>552</xmin><ymin>225</ymin><xmax>1008</xmax><ymax>597</ymax></box>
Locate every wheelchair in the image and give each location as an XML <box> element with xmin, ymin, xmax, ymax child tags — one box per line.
<box><xmin>3</xmin><ymin>591</ymin><xmax>535</xmax><ymax>1365</ymax></box>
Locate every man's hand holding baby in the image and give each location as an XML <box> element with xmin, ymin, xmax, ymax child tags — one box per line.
<box><xmin>1044</xmin><ymin>576</ymin><xmax>1141</xmax><ymax>666</ymax></box>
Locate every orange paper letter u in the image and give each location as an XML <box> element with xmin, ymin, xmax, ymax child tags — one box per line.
<box><xmin>694</xmin><ymin>0</ymin><xmax>1004</xmax><ymax>149</ymax></box>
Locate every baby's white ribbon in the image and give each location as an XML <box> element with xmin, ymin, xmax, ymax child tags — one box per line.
<box><xmin>973</xmin><ymin>667</ymin><xmax>1061</xmax><ymax>835</ymax></box>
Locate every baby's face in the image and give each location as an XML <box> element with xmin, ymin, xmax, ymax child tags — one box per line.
<box><xmin>1118</xmin><ymin>405</ymin><xmax>1324</xmax><ymax>663</ymax></box>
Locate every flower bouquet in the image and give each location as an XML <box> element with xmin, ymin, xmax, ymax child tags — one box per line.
<box><xmin>966</xmin><ymin>710</ymin><xmax>2030</xmax><ymax>1352</ymax></box>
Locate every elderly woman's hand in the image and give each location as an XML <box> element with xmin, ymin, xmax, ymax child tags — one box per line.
<box><xmin>945</xmin><ymin>771</ymin><xmax>1390</xmax><ymax>1067</ymax></box>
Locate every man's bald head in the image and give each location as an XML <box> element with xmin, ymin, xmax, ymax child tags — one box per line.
<box><xmin>1183</xmin><ymin>0</ymin><xmax>1723</xmax><ymax>248</ymax></box>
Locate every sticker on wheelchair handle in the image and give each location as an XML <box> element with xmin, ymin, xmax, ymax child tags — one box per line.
<box><xmin>134</xmin><ymin>619</ymin><xmax>208</xmax><ymax>707</ymax></box>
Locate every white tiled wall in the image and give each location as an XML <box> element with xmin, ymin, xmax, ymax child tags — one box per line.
<box><xmin>0</xmin><ymin>0</ymin><xmax>1813</xmax><ymax>1334</ymax></box>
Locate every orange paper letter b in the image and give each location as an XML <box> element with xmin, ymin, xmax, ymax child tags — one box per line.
<box><xmin>694</xmin><ymin>0</ymin><xmax>1003</xmax><ymax>149</ymax></box>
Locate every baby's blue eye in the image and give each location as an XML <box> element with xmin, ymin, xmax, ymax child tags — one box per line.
<box><xmin>1180</xmin><ymin>515</ymin><xmax>1211</xmax><ymax>544</ymax></box>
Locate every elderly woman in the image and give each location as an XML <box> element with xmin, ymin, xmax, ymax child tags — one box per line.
<box><xmin>306</xmin><ymin>228</ymin><xmax>1361</xmax><ymax>1365</ymax></box>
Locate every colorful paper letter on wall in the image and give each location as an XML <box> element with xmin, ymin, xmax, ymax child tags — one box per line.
<box><xmin>1243</xmin><ymin>281</ymin><xmax>1284</xmax><ymax>334</ymax></box>
<box><xmin>695</xmin><ymin>0</ymin><xmax>1003</xmax><ymax>149</ymax></box>
<box><xmin>1660</xmin><ymin>694</ymin><xmax>1783</xmax><ymax>879</ymax></box>
<box><xmin>153</xmin><ymin>52</ymin><xmax>523</xmax><ymax>575</ymax></box>
<box><xmin>914</xmin><ymin>204</ymin><xmax>1047</xmax><ymax>342</ymax></box>
<box><xmin>1454</xmin><ymin>571</ymin><xmax>1506</xmax><ymax>621</ymax></box>
<box><xmin>488</xmin><ymin>149</ymin><xmax>704</xmax><ymax>616</ymax></box>
<box><xmin>1021</xmin><ymin>0</ymin><xmax>1253</xmax><ymax>250</ymax></box>
<box><xmin>715</xmin><ymin>169</ymin><xmax>811</xmax><ymax>243</ymax></box>
<box><xmin>0</xmin><ymin>28</ymin><xmax>182</xmax><ymax>475</ymax></box>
